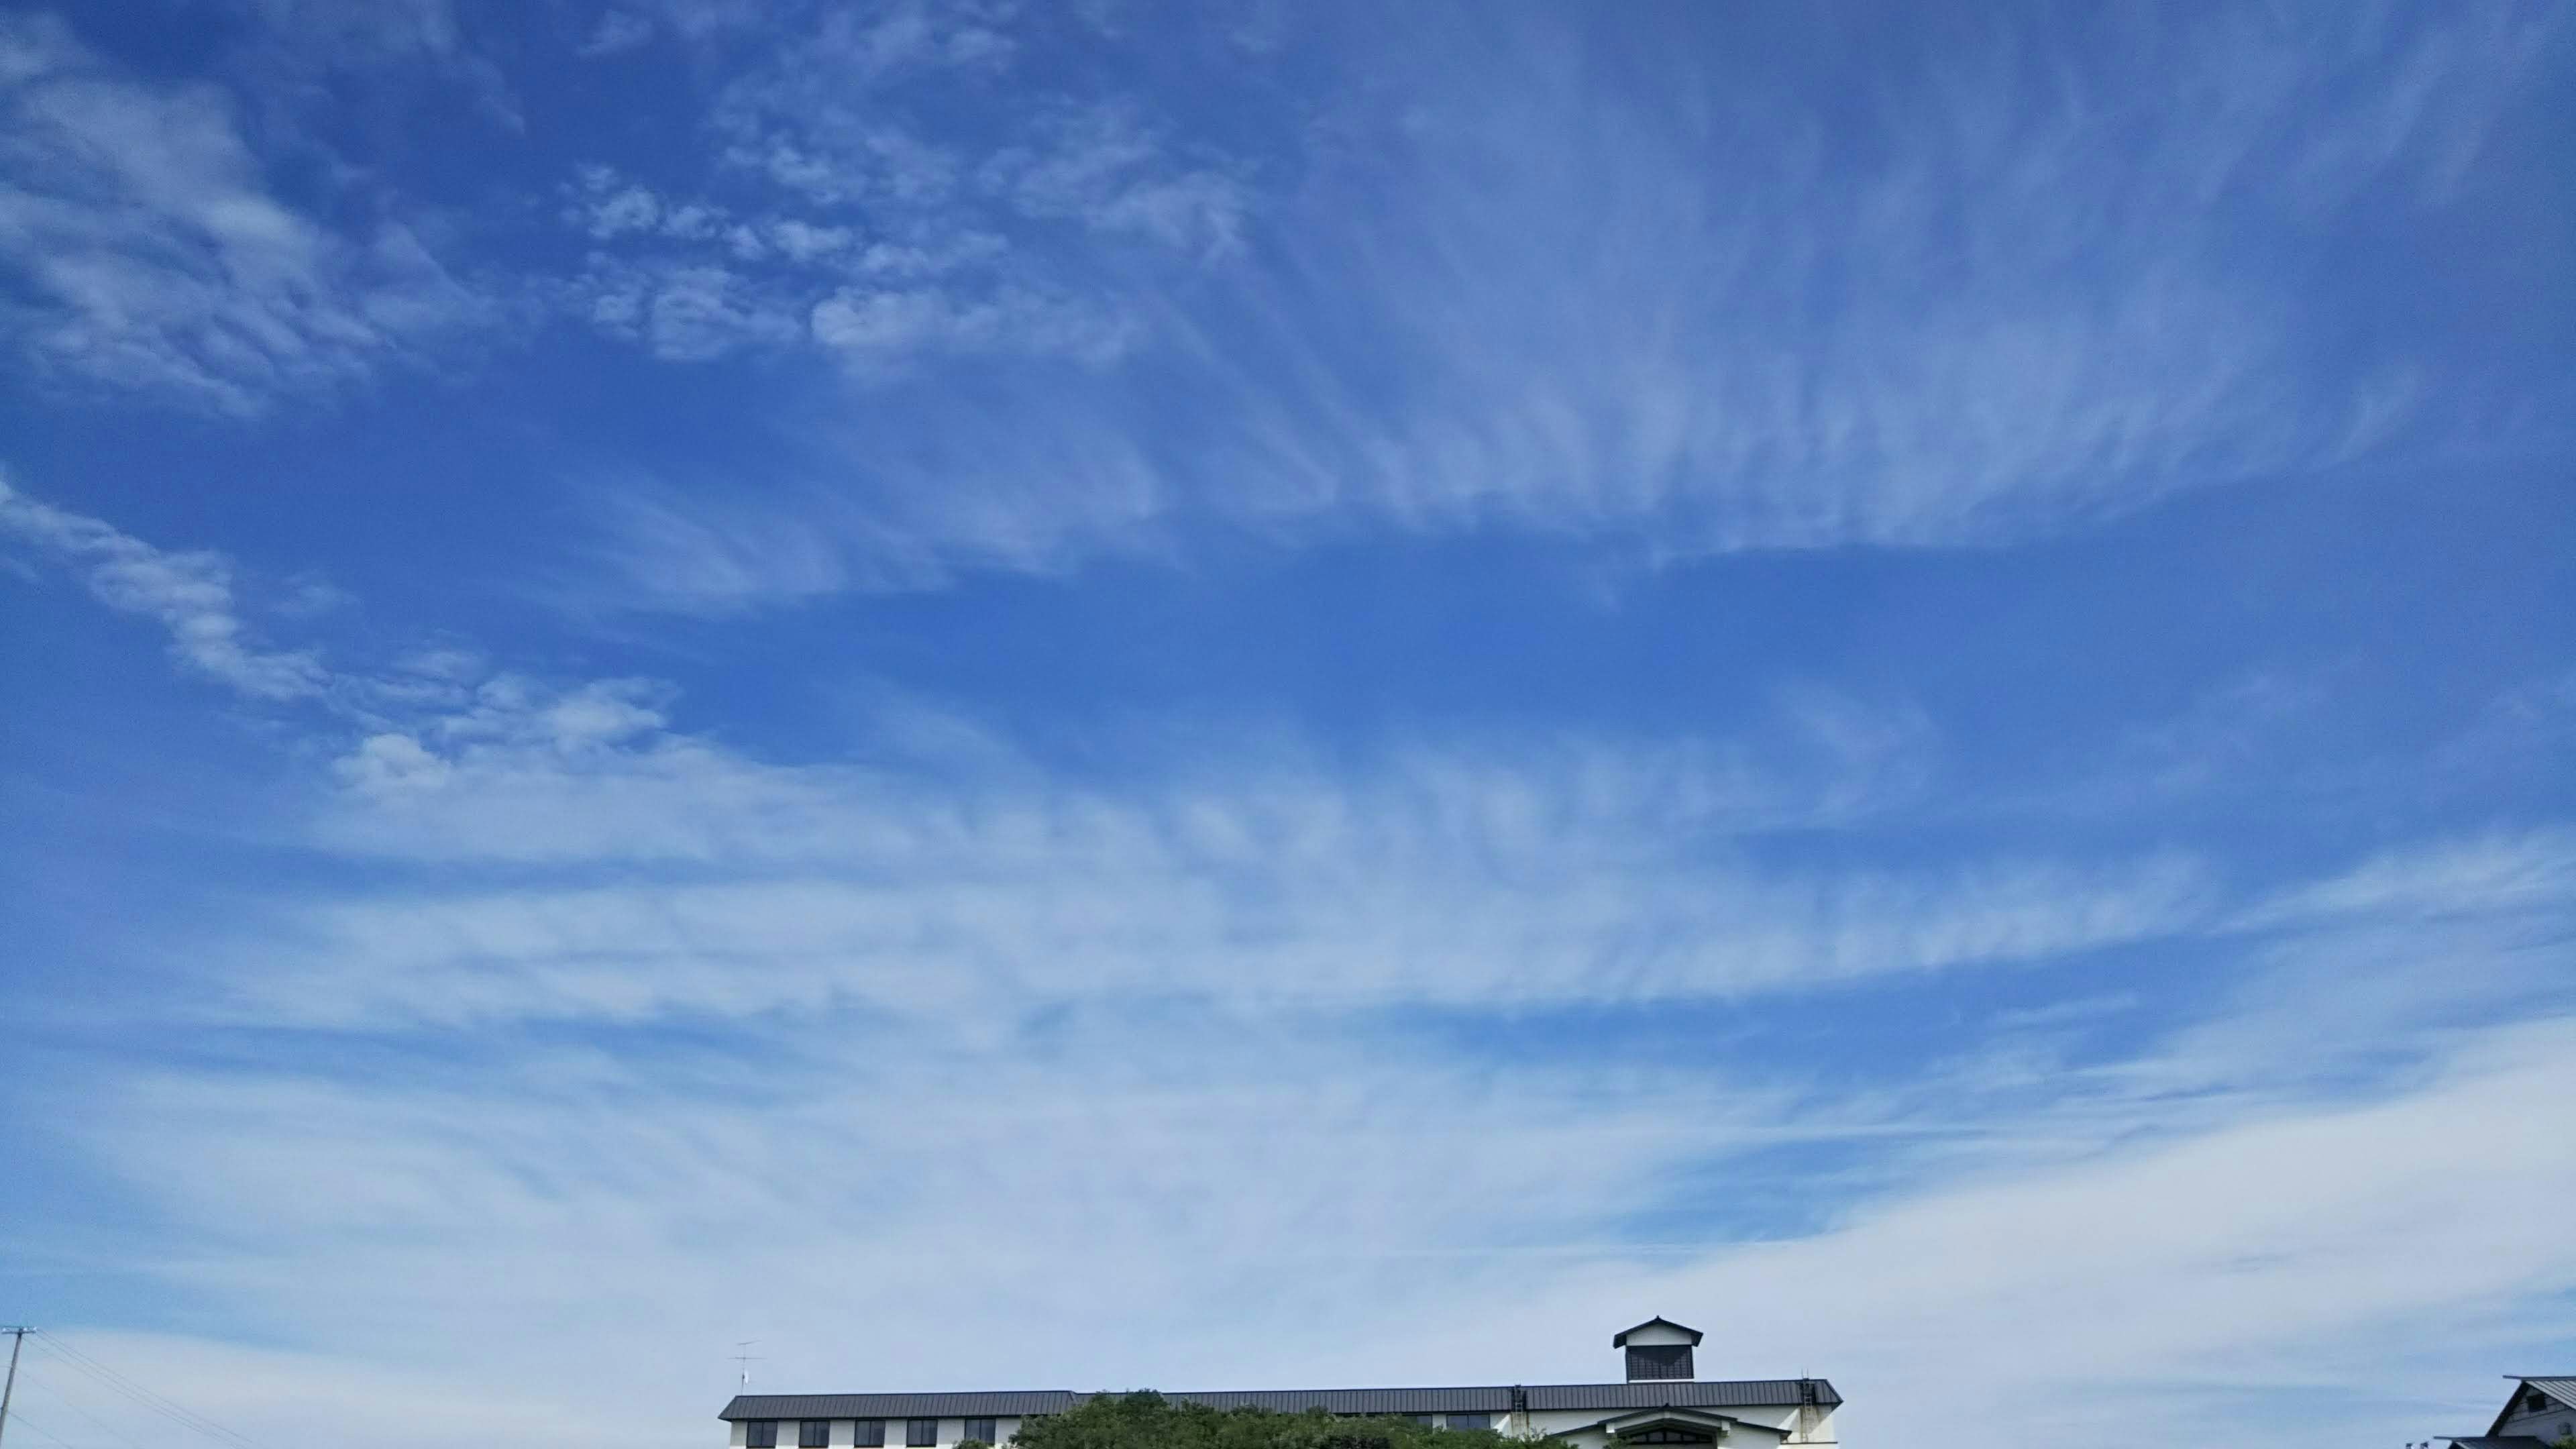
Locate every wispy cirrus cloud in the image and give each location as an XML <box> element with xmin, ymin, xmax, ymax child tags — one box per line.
<box><xmin>547</xmin><ymin>3</ymin><xmax>1237</xmax><ymax>374</ymax></box>
<box><xmin>1452</xmin><ymin>1016</ymin><xmax>2576</xmax><ymax>1446</ymax></box>
<box><xmin>0</xmin><ymin>13</ymin><xmax>490</xmax><ymax>414</ymax></box>
<box><xmin>7</xmin><ymin>478</ymin><xmax>2575</xmax><ymax>1449</ymax></box>
<box><xmin>1</xmin><ymin>4</ymin><xmax>2569</xmax><ymax>1446</ymax></box>
<box><xmin>238</xmin><ymin>678</ymin><xmax>2180</xmax><ymax>1026</ymax></box>
<box><xmin>0</xmin><ymin>474</ymin><xmax>326</xmax><ymax>698</ymax></box>
<box><xmin>2229</xmin><ymin>827</ymin><xmax>2576</xmax><ymax>931</ymax></box>
<box><xmin>563</xmin><ymin>3</ymin><xmax>2561</xmax><ymax>610</ymax></box>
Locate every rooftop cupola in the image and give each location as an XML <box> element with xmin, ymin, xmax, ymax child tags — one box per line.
<box><xmin>1611</xmin><ymin>1317</ymin><xmax>1703</xmax><ymax>1383</ymax></box>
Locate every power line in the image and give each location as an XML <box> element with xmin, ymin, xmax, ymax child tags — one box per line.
<box><xmin>24</xmin><ymin>1336</ymin><xmax>262</xmax><ymax>1449</ymax></box>
<box><xmin>17</xmin><ymin>1368</ymin><xmax>156</xmax><ymax>1449</ymax></box>
<box><xmin>23</xmin><ymin>1336</ymin><xmax>269</xmax><ymax>1449</ymax></box>
<box><xmin>0</xmin><ymin>1410</ymin><xmax>75</xmax><ymax>1449</ymax></box>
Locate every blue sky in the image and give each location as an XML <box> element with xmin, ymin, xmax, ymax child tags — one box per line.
<box><xmin>1</xmin><ymin>3</ymin><xmax>2571</xmax><ymax>1448</ymax></box>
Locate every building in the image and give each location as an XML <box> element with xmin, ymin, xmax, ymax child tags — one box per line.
<box><xmin>720</xmin><ymin>1318</ymin><xmax>1839</xmax><ymax>1449</ymax></box>
<box><xmin>2442</xmin><ymin>1376</ymin><xmax>2576</xmax><ymax>1449</ymax></box>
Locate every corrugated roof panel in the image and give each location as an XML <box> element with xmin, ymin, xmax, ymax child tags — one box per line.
<box><xmin>1522</xmin><ymin>1381</ymin><xmax>1839</xmax><ymax>1412</ymax></box>
<box><xmin>2522</xmin><ymin>1381</ymin><xmax>2576</xmax><ymax>1409</ymax></box>
<box><xmin>721</xmin><ymin>1393</ymin><xmax>1081</xmax><ymax>1421</ymax></box>
<box><xmin>1169</xmin><ymin>1389</ymin><xmax>1513</xmax><ymax>1415</ymax></box>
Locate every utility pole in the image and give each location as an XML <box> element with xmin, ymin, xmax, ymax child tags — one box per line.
<box><xmin>0</xmin><ymin>1326</ymin><xmax>32</xmax><ymax>1449</ymax></box>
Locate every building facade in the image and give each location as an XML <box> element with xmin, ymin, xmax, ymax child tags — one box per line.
<box><xmin>720</xmin><ymin>1319</ymin><xmax>1840</xmax><ymax>1449</ymax></box>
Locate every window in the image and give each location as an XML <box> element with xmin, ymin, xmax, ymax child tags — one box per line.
<box><xmin>747</xmin><ymin>1423</ymin><xmax>779</xmax><ymax>1449</ymax></box>
<box><xmin>801</xmin><ymin>1423</ymin><xmax>831</xmax><ymax>1448</ymax></box>
<box><xmin>1627</xmin><ymin>1432</ymin><xmax>1711</xmax><ymax>1445</ymax></box>
<box><xmin>963</xmin><ymin>1419</ymin><xmax>998</xmax><ymax>1444</ymax></box>
<box><xmin>1409</xmin><ymin>1415</ymin><xmax>1438</xmax><ymax>1428</ymax></box>
<box><xmin>856</xmin><ymin>1422</ymin><xmax>886</xmax><ymax>1448</ymax></box>
<box><xmin>1446</xmin><ymin>1415</ymin><xmax>1491</xmax><ymax>1432</ymax></box>
<box><xmin>908</xmin><ymin>1419</ymin><xmax>939</xmax><ymax>1447</ymax></box>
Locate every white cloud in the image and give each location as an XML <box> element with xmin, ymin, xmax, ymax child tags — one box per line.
<box><xmin>572</xmin><ymin>256</ymin><xmax>804</xmax><ymax>360</ymax></box>
<box><xmin>565</xmin><ymin>166</ymin><xmax>744</xmax><ymax>244</ymax></box>
<box><xmin>756</xmin><ymin>0</ymin><xmax>1014</xmax><ymax>91</ymax></box>
<box><xmin>983</xmin><ymin>104</ymin><xmax>1251</xmax><ymax>256</ymax></box>
<box><xmin>541</xmin><ymin>4</ymin><xmax>1242</xmax><ymax>378</ymax></box>
<box><xmin>26</xmin><ymin>845</ymin><xmax>2576</xmax><ymax>1449</ymax></box>
<box><xmin>0</xmin><ymin>474</ymin><xmax>326</xmax><ymax>698</ymax></box>
<box><xmin>30</xmin><ymin>1010</ymin><xmax>2574</xmax><ymax>1449</ymax></box>
<box><xmin>582</xmin><ymin>180</ymin><xmax>667</xmax><ymax>239</ymax></box>
<box><xmin>248</xmin><ymin>0</ymin><xmax>465</xmax><ymax>62</ymax></box>
<box><xmin>130</xmin><ymin>649</ymin><xmax>2535</xmax><ymax>1037</ymax></box>
<box><xmin>9</xmin><ymin>486</ymin><xmax>2575</xmax><ymax>1449</ymax></box>
<box><xmin>766</xmin><ymin>218</ymin><xmax>853</xmax><ymax>260</ymax></box>
<box><xmin>580</xmin><ymin>9</ymin><xmax>658</xmax><ymax>58</ymax></box>
<box><xmin>13</xmin><ymin>1330</ymin><xmax>600</xmax><ymax>1449</ymax></box>
<box><xmin>25</xmin><ymin>1028</ymin><xmax>1815</xmax><ymax>1449</ymax></box>
<box><xmin>809</xmin><ymin>283</ymin><xmax>1136</xmax><ymax>366</ymax></box>
<box><xmin>567</xmin><ymin>5</ymin><xmax>2555</xmax><ymax>609</ymax></box>
<box><xmin>2231</xmin><ymin>828</ymin><xmax>2576</xmax><ymax>931</ymax></box>
<box><xmin>0</xmin><ymin>13</ymin><xmax>488</xmax><ymax>413</ymax></box>
<box><xmin>855</xmin><ymin>230</ymin><xmax>1008</xmax><ymax>276</ymax></box>
<box><xmin>1440</xmin><ymin>1016</ymin><xmax>2576</xmax><ymax>1448</ymax></box>
<box><xmin>231</xmin><ymin>0</ymin><xmax>522</xmax><ymax>127</ymax></box>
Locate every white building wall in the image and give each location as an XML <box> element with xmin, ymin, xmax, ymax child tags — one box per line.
<box><xmin>731</xmin><ymin>1417</ymin><xmax>1028</xmax><ymax>1449</ymax></box>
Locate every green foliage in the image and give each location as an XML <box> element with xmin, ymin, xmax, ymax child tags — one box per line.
<box><xmin>1012</xmin><ymin>1393</ymin><xmax>1511</xmax><ymax>1449</ymax></box>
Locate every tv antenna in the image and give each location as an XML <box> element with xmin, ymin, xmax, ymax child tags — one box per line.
<box><xmin>732</xmin><ymin>1342</ymin><xmax>763</xmax><ymax>1391</ymax></box>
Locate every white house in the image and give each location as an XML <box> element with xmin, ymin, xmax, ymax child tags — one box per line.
<box><xmin>2444</xmin><ymin>1377</ymin><xmax>2576</xmax><ymax>1449</ymax></box>
<box><xmin>720</xmin><ymin>1318</ymin><xmax>1839</xmax><ymax>1449</ymax></box>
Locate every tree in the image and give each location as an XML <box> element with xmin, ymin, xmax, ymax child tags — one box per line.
<box><xmin>1012</xmin><ymin>1393</ymin><xmax>1512</xmax><ymax>1449</ymax></box>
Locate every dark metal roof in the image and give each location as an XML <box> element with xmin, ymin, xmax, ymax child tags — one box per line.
<box><xmin>2487</xmin><ymin>1377</ymin><xmax>2576</xmax><ymax>1435</ymax></box>
<box><xmin>2514</xmin><ymin>1379</ymin><xmax>2576</xmax><ymax>1409</ymax></box>
<box><xmin>1609</xmin><ymin>1319</ymin><xmax>1703</xmax><ymax>1348</ymax></box>
<box><xmin>1169</xmin><ymin>1389</ymin><xmax>1515</xmax><ymax>1415</ymax></box>
<box><xmin>1524</xmin><ymin>1381</ymin><xmax>1840</xmax><ymax>1412</ymax></box>
<box><xmin>721</xmin><ymin>1381</ymin><xmax>1839</xmax><ymax>1423</ymax></box>
<box><xmin>2443</xmin><ymin>1438</ymin><xmax>2551</xmax><ymax>1448</ymax></box>
<box><xmin>722</xmin><ymin>1393</ymin><xmax>1081</xmax><ymax>1420</ymax></box>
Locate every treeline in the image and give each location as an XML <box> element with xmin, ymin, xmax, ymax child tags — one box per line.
<box><xmin>1000</xmin><ymin>1394</ymin><xmax>1511</xmax><ymax>1449</ymax></box>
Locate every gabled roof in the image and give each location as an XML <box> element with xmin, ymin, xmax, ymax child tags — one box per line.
<box><xmin>2445</xmin><ymin>1438</ymin><xmax>2551</xmax><ymax>1449</ymax></box>
<box><xmin>1610</xmin><ymin>1318</ymin><xmax>1704</xmax><ymax>1348</ymax></box>
<box><xmin>2485</xmin><ymin>1377</ymin><xmax>2576</xmax><ymax>1436</ymax></box>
